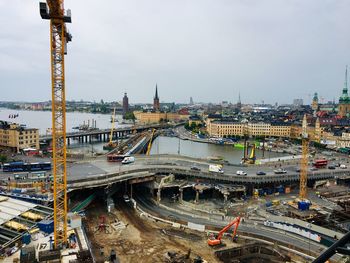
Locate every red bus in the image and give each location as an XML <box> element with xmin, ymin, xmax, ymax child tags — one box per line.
<box><xmin>313</xmin><ymin>159</ymin><xmax>328</xmax><ymax>168</ymax></box>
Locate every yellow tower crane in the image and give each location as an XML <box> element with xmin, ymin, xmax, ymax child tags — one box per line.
<box><xmin>299</xmin><ymin>114</ymin><xmax>309</xmax><ymax>200</ymax></box>
<box><xmin>146</xmin><ymin>128</ymin><xmax>156</xmax><ymax>155</ymax></box>
<box><xmin>40</xmin><ymin>1</ymin><xmax>72</xmax><ymax>248</ymax></box>
<box><xmin>103</xmin><ymin>108</ymin><xmax>118</xmax><ymax>150</ymax></box>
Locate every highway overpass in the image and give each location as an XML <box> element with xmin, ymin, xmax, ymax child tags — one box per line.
<box><xmin>61</xmin><ymin>154</ymin><xmax>348</xmax><ymax>190</ymax></box>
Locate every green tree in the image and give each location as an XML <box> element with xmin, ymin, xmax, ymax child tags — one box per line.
<box><xmin>0</xmin><ymin>155</ymin><xmax>7</xmax><ymax>163</ymax></box>
<box><xmin>190</xmin><ymin>122</ymin><xmax>197</xmax><ymax>130</ymax></box>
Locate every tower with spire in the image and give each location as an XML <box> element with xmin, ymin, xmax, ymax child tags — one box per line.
<box><xmin>311</xmin><ymin>92</ymin><xmax>319</xmax><ymax>111</ymax></box>
<box><xmin>122</xmin><ymin>92</ymin><xmax>129</xmax><ymax>118</ymax></box>
<box><xmin>338</xmin><ymin>65</ymin><xmax>350</xmax><ymax>117</ymax></box>
<box><xmin>237</xmin><ymin>92</ymin><xmax>242</xmax><ymax>110</ymax></box>
<box><xmin>153</xmin><ymin>84</ymin><xmax>160</xmax><ymax>111</ymax></box>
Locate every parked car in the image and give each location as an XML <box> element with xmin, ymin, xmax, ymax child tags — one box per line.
<box><xmin>236</xmin><ymin>170</ymin><xmax>247</xmax><ymax>175</ymax></box>
<box><xmin>190</xmin><ymin>166</ymin><xmax>200</xmax><ymax>171</ymax></box>
<box><xmin>256</xmin><ymin>171</ymin><xmax>266</xmax><ymax>175</ymax></box>
<box><xmin>310</xmin><ymin>167</ymin><xmax>318</xmax><ymax>171</ymax></box>
<box><xmin>328</xmin><ymin>165</ymin><xmax>336</xmax><ymax>170</ymax></box>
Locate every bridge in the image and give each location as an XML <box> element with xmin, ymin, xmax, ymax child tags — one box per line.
<box><xmin>60</xmin><ymin>154</ymin><xmax>348</xmax><ymax>190</ymax></box>
<box><xmin>39</xmin><ymin>123</ymin><xmax>170</xmax><ymax>144</ymax></box>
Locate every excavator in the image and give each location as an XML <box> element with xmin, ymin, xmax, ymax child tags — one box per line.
<box><xmin>208</xmin><ymin>217</ymin><xmax>241</xmax><ymax>246</ymax></box>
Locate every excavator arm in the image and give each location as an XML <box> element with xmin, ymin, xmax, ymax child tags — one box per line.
<box><xmin>208</xmin><ymin>217</ymin><xmax>241</xmax><ymax>246</ymax></box>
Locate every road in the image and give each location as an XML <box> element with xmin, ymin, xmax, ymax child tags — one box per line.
<box><xmin>1</xmin><ymin>154</ymin><xmax>348</xmax><ymax>187</ymax></box>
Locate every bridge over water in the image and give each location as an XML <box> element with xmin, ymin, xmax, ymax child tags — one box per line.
<box><xmin>39</xmin><ymin>123</ymin><xmax>170</xmax><ymax>144</ymax></box>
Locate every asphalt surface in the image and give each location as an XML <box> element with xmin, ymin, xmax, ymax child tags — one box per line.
<box><xmin>2</xmin><ymin>154</ymin><xmax>350</xmax><ymax>182</ymax></box>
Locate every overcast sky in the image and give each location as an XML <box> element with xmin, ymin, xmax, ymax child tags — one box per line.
<box><xmin>1</xmin><ymin>0</ymin><xmax>350</xmax><ymax>104</ymax></box>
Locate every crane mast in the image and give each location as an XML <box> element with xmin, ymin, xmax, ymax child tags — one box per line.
<box><xmin>40</xmin><ymin>0</ymin><xmax>72</xmax><ymax>248</ymax></box>
<box><xmin>299</xmin><ymin>114</ymin><xmax>308</xmax><ymax>200</ymax></box>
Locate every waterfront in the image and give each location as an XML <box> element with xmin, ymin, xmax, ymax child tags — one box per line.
<box><xmin>150</xmin><ymin>136</ymin><xmax>285</xmax><ymax>164</ymax></box>
<box><xmin>0</xmin><ymin>108</ymin><xmax>286</xmax><ymax>163</ymax></box>
<box><xmin>0</xmin><ymin>108</ymin><xmax>127</xmax><ymax>134</ymax></box>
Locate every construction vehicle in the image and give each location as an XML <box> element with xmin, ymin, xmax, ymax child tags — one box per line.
<box><xmin>208</xmin><ymin>217</ymin><xmax>241</xmax><ymax>246</ymax></box>
<box><xmin>103</xmin><ymin>107</ymin><xmax>118</xmax><ymax>150</ymax></box>
<box><xmin>242</xmin><ymin>141</ymin><xmax>256</xmax><ymax>164</ymax></box>
<box><xmin>40</xmin><ymin>0</ymin><xmax>72</xmax><ymax>248</ymax></box>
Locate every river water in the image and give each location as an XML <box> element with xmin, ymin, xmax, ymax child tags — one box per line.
<box><xmin>150</xmin><ymin>136</ymin><xmax>285</xmax><ymax>164</ymax></box>
<box><xmin>0</xmin><ymin>108</ymin><xmax>285</xmax><ymax>163</ymax></box>
<box><xmin>0</xmin><ymin>108</ymin><xmax>127</xmax><ymax>135</ymax></box>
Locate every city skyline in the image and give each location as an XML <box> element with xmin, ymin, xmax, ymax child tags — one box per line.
<box><xmin>1</xmin><ymin>1</ymin><xmax>350</xmax><ymax>104</ymax></box>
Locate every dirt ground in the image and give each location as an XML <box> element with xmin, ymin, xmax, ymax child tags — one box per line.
<box><xmin>84</xmin><ymin>199</ymin><xmax>221</xmax><ymax>263</ymax></box>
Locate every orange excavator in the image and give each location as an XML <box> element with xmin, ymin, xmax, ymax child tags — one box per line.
<box><xmin>208</xmin><ymin>217</ymin><xmax>241</xmax><ymax>246</ymax></box>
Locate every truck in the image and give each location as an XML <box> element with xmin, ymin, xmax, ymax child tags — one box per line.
<box><xmin>121</xmin><ymin>156</ymin><xmax>135</xmax><ymax>164</ymax></box>
<box><xmin>209</xmin><ymin>164</ymin><xmax>224</xmax><ymax>173</ymax></box>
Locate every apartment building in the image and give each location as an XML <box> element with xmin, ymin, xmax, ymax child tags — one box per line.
<box><xmin>0</xmin><ymin>122</ymin><xmax>39</xmax><ymax>152</ymax></box>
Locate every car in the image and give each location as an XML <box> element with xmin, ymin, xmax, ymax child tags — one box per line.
<box><xmin>123</xmin><ymin>194</ymin><xmax>130</xmax><ymax>202</ymax></box>
<box><xmin>295</xmin><ymin>168</ymin><xmax>301</xmax><ymax>173</ymax></box>
<box><xmin>274</xmin><ymin>168</ymin><xmax>287</xmax><ymax>174</ymax></box>
<box><xmin>122</xmin><ymin>156</ymin><xmax>135</xmax><ymax>164</ymax></box>
<box><xmin>236</xmin><ymin>170</ymin><xmax>247</xmax><ymax>175</ymax></box>
<box><xmin>190</xmin><ymin>166</ymin><xmax>200</xmax><ymax>171</ymax></box>
<box><xmin>340</xmin><ymin>164</ymin><xmax>347</xmax><ymax>169</ymax></box>
<box><xmin>328</xmin><ymin>165</ymin><xmax>336</xmax><ymax>170</ymax></box>
<box><xmin>256</xmin><ymin>171</ymin><xmax>266</xmax><ymax>175</ymax></box>
<box><xmin>310</xmin><ymin>167</ymin><xmax>318</xmax><ymax>171</ymax></box>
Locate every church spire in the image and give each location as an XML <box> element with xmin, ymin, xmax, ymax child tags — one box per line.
<box><xmin>153</xmin><ymin>84</ymin><xmax>160</xmax><ymax>111</ymax></box>
<box><xmin>345</xmin><ymin>65</ymin><xmax>348</xmax><ymax>92</ymax></box>
<box><xmin>154</xmin><ymin>84</ymin><xmax>159</xmax><ymax>100</ymax></box>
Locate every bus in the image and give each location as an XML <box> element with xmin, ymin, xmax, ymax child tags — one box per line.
<box><xmin>313</xmin><ymin>159</ymin><xmax>328</xmax><ymax>169</ymax></box>
<box><xmin>2</xmin><ymin>161</ymin><xmax>51</xmax><ymax>172</ymax></box>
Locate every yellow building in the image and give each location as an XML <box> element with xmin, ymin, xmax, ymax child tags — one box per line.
<box><xmin>247</xmin><ymin>122</ymin><xmax>270</xmax><ymax>137</ymax></box>
<box><xmin>207</xmin><ymin>121</ymin><xmax>291</xmax><ymax>138</ymax></box>
<box><xmin>207</xmin><ymin>121</ymin><xmax>244</xmax><ymax>137</ymax></box>
<box><xmin>270</xmin><ymin>123</ymin><xmax>291</xmax><ymax>138</ymax></box>
<box><xmin>0</xmin><ymin>123</ymin><xmax>39</xmax><ymax>152</ymax></box>
<box><xmin>134</xmin><ymin>111</ymin><xmax>189</xmax><ymax>124</ymax></box>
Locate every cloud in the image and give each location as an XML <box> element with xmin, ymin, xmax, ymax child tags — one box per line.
<box><xmin>1</xmin><ymin>0</ymin><xmax>350</xmax><ymax>104</ymax></box>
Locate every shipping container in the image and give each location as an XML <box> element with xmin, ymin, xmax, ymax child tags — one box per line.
<box><xmin>37</xmin><ymin>220</ymin><xmax>54</xmax><ymax>234</ymax></box>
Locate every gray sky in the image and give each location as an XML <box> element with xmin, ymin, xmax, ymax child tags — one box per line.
<box><xmin>1</xmin><ymin>0</ymin><xmax>350</xmax><ymax>104</ymax></box>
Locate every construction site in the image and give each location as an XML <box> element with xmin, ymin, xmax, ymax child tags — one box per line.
<box><xmin>0</xmin><ymin>0</ymin><xmax>349</xmax><ymax>263</ymax></box>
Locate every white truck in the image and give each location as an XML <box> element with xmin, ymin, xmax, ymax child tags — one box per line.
<box><xmin>209</xmin><ymin>164</ymin><xmax>224</xmax><ymax>173</ymax></box>
<box><xmin>122</xmin><ymin>156</ymin><xmax>135</xmax><ymax>164</ymax></box>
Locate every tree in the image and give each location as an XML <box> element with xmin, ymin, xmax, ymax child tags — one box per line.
<box><xmin>0</xmin><ymin>155</ymin><xmax>7</xmax><ymax>163</ymax></box>
<box><xmin>190</xmin><ymin>122</ymin><xmax>197</xmax><ymax>130</ymax></box>
<box><xmin>124</xmin><ymin>112</ymin><xmax>136</xmax><ymax>121</ymax></box>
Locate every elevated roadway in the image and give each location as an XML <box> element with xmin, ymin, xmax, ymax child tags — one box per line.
<box><xmin>58</xmin><ymin>154</ymin><xmax>349</xmax><ymax>190</ymax></box>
